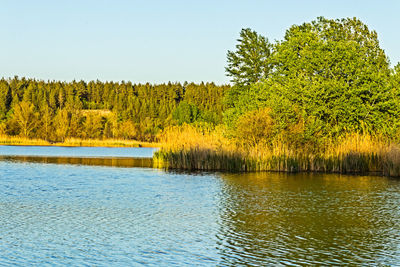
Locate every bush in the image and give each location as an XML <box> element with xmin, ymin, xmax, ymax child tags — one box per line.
<box><xmin>235</xmin><ymin>108</ymin><xmax>274</xmax><ymax>145</ymax></box>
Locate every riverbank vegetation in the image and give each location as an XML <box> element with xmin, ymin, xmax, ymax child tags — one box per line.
<box><xmin>0</xmin><ymin>135</ymin><xmax>158</xmax><ymax>147</ymax></box>
<box><xmin>154</xmin><ymin>124</ymin><xmax>400</xmax><ymax>176</ymax></box>
<box><xmin>3</xmin><ymin>16</ymin><xmax>400</xmax><ymax>176</ymax></box>
<box><xmin>155</xmin><ymin>17</ymin><xmax>400</xmax><ymax>176</ymax></box>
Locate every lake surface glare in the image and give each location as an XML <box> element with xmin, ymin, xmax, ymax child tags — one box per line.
<box><xmin>0</xmin><ymin>146</ymin><xmax>399</xmax><ymax>265</ymax></box>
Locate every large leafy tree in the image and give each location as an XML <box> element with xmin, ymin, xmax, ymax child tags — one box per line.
<box><xmin>229</xmin><ymin>17</ymin><xmax>398</xmax><ymax>142</ymax></box>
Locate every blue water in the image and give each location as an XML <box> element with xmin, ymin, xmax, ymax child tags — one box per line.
<box><xmin>0</xmin><ymin>148</ymin><xmax>400</xmax><ymax>265</ymax></box>
<box><xmin>0</xmin><ymin>146</ymin><xmax>156</xmax><ymax>158</ymax></box>
<box><xmin>0</xmin><ymin>162</ymin><xmax>222</xmax><ymax>266</ymax></box>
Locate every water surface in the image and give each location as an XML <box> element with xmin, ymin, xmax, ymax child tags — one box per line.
<box><xmin>0</xmin><ymin>157</ymin><xmax>399</xmax><ymax>265</ymax></box>
<box><xmin>0</xmin><ymin>145</ymin><xmax>156</xmax><ymax>158</ymax></box>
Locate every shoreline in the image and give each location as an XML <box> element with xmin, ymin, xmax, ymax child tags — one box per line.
<box><xmin>0</xmin><ymin>153</ymin><xmax>394</xmax><ymax>177</ymax></box>
<box><xmin>0</xmin><ymin>155</ymin><xmax>154</xmax><ymax>168</ymax></box>
<box><xmin>0</xmin><ymin>135</ymin><xmax>160</xmax><ymax>148</ymax></box>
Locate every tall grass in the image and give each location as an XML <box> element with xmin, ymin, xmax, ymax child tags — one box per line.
<box><xmin>153</xmin><ymin>125</ymin><xmax>400</xmax><ymax>176</ymax></box>
<box><xmin>0</xmin><ymin>135</ymin><xmax>160</xmax><ymax>148</ymax></box>
<box><xmin>0</xmin><ymin>135</ymin><xmax>51</xmax><ymax>146</ymax></box>
<box><xmin>61</xmin><ymin>137</ymin><xmax>159</xmax><ymax>148</ymax></box>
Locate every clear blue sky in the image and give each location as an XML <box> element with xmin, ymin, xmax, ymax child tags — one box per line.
<box><xmin>1</xmin><ymin>0</ymin><xmax>399</xmax><ymax>84</ymax></box>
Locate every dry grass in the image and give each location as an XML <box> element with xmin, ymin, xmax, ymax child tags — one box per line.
<box><xmin>80</xmin><ymin>109</ymin><xmax>112</xmax><ymax>116</ymax></box>
<box><xmin>154</xmin><ymin>125</ymin><xmax>400</xmax><ymax>176</ymax></box>
<box><xmin>61</xmin><ymin>137</ymin><xmax>159</xmax><ymax>148</ymax></box>
<box><xmin>0</xmin><ymin>135</ymin><xmax>51</xmax><ymax>146</ymax></box>
<box><xmin>0</xmin><ymin>135</ymin><xmax>160</xmax><ymax>148</ymax></box>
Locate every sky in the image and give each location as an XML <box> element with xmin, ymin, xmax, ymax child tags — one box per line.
<box><xmin>1</xmin><ymin>0</ymin><xmax>399</xmax><ymax>84</ymax></box>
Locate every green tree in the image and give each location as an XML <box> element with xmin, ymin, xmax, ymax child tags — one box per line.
<box><xmin>224</xmin><ymin>28</ymin><xmax>272</xmax><ymax>127</ymax></box>
<box><xmin>226</xmin><ymin>28</ymin><xmax>272</xmax><ymax>87</ymax></box>
<box><xmin>228</xmin><ymin>17</ymin><xmax>397</xmax><ymax>142</ymax></box>
<box><xmin>172</xmin><ymin>101</ymin><xmax>200</xmax><ymax>125</ymax></box>
<box><xmin>235</xmin><ymin>108</ymin><xmax>274</xmax><ymax>145</ymax></box>
<box><xmin>117</xmin><ymin>120</ymin><xmax>138</xmax><ymax>139</ymax></box>
<box><xmin>82</xmin><ymin>113</ymin><xmax>104</xmax><ymax>139</ymax></box>
<box><xmin>0</xmin><ymin>80</ymin><xmax>11</xmax><ymax>119</ymax></box>
<box><xmin>38</xmin><ymin>104</ymin><xmax>53</xmax><ymax>140</ymax></box>
<box><xmin>0</xmin><ymin>77</ymin><xmax>228</xmax><ymax>141</ymax></box>
<box><xmin>54</xmin><ymin>109</ymin><xmax>70</xmax><ymax>141</ymax></box>
<box><xmin>12</xmin><ymin>101</ymin><xmax>38</xmax><ymax>137</ymax></box>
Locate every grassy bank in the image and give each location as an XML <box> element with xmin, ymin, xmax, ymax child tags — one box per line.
<box><xmin>153</xmin><ymin>125</ymin><xmax>400</xmax><ymax>177</ymax></box>
<box><xmin>0</xmin><ymin>135</ymin><xmax>160</xmax><ymax>148</ymax></box>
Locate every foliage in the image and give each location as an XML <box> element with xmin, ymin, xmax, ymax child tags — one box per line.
<box><xmin>225</xmin><ymin>28</ymin><xmax>272</xmax><ymax>87</ymax></box>
<box><xmin>0</xmin><ymin>135</ymin><xmax>158</xmax><ymax>147</ymax></box>
<box><xmin>0</xmin><ymin>77</ymin><xmax>229</xmax><ymax>141</ymax></box>
<box><xmin>3</xmin><ymin>16</ymin><xmax>400</xmax><ymax>177</ymax></box>
<box><xmin>225</xmin><ymin>17</ymin><xmax>399</xmax><ymax>147</ymax></box>
<box><xmin>224</xmin><ymin>28</ymin><xmax>272</xmax><ymax>126</ymax></box>
<box><xmin>155</xmin><ymin>124</ymin><xmax>400</xmax><ymax>175</ymax></box>
<box><xmin>0</xmin><ymin>80</ymin><xmax>11</xmax><ymax>120</ymax></box>
<box><xmin>154</xmin><ymin>17</ymin><xmax>400</xmax><ymax>175</ymax></box>
<box><xmin>235</xmin><ymin>108</ymin><xmax>274</xmax><ymax>146</ymax></box>
<box><xmin>12</xmin><ymin>101</ymin><xmax>38</xmax><ymax>137</ymax></box>
<box><xmin>172</xmin><ymin>101</ymin><xmax>200</xmax><ymax>125</ymax></box>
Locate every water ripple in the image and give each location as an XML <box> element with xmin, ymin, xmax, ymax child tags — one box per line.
<box><xmin>0</xmin><ymin>161</ymin><xmax>399</xmax><ymax>265</ymax></box>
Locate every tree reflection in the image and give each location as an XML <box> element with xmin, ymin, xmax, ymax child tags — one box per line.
<box><xmin>0</xmin><ymin>155</ymin><xmax>153</xmax><ymax>168</ymax></box>
<box><xmin>216</xmin><ymin>172</ymin><xmax>400</xmax><ymax>265</ymax></box>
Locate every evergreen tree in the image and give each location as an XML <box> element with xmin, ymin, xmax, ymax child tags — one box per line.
<box><xmin>0</xmin><ymin>80</ymin><xmax>11</xmax><ymax>119</ymax></box>
<box><xmin>0</xmin><ymin>77</ymin><xmax>228</xmax><ymax>141</ymax></box>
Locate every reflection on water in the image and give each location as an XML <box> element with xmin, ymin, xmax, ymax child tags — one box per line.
<box><xmin>0</xmin><ymin>145</ymin><xmax>156</xmax><ymax>158</ymax></box>
<box><xmin>0</xmin><ymin>161</ymin><xmax>399</xmax><ymax>265</ymax></box>
<box><xmin>0</xmin><ymin>155</ymin><xmax>153</xmax><ymax>168</ymax></box>
<box><xmin>217</xmin><ymin>172</ymin><xmax>400</xmax><ymax>265</ymax></box>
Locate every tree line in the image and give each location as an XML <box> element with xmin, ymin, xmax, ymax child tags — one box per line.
<box><xmin>3</xmin><ymin>16</ymin><xmax>399</xmax><ymax>151</ymax></box>
<box><xmin>154</xmin><ymin>17</ymin><xmax>400</xmax><ymax>174</ymax></box>
<box><xmin>224</xmin><ymin>17</ymin><xmax>400</xmax><ymax>151</ymax></box>
<box><xmin>0</xmin><ymin>78</ymin><xmax>229</xmax><ymax>141</ymax></box>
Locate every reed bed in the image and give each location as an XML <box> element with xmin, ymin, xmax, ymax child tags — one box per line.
<box><xmin>0</xmin><ymin>135</ymin><xmax>159</xmax><ymax>148</ymax></box>
<box><xmin>153</xmin><ymin>125</ymin><xmax>400</xmax><ymax>176</ymax></box>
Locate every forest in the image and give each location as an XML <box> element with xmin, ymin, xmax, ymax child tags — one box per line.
<box><xmin>0</xmin><ymin>78</ymin><xmax>229</xmax><ymax>142</ymax></box>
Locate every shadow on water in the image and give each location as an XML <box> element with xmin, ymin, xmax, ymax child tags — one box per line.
<box><xmin>0</xmin><ymin>158</ymin><xmax>399</xmax><ymax>265</ymax></box>
<box><xmin>0</xmin><ymin>155</ymin><xmax>153</xmax><ymax>168</ymax></box>
<box><xmin>215</xmin><ymin>172</ymin><xmax>400</xmax><ymax>265</ymax></box>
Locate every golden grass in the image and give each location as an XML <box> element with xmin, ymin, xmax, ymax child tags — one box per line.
<box><xmin>80</xmin><ymin>109</ymin><xmax>113</xmax><ymax>116</ymax></box>
<box><xmin>61</xmin><ymin>137</ymin><xmax>159</xmax><ymax>148</ymax></box>
<box><xmin>0</xmin><ymin>135</ymin><xmax>160</xmax><ymax>148</ymax></box>
<box><xmin>154</xmin><ymin>125</ymin><xmax>400</xmax><ymax>176</ymax></box>
<box><xmin>0</xmin><ymin>135</ymin><xmax>51</xmax><ymax>146</ymax></box>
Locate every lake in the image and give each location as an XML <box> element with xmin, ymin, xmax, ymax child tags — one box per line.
<box><xmin>0</xmin><ymin>145</ymin><xmax>156</xmax><ymax>158</ymax></box>
<box><xmin>0</xmin><ymin>146</ymin><xmax>399</xmax><ymax>265</ymax></box>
